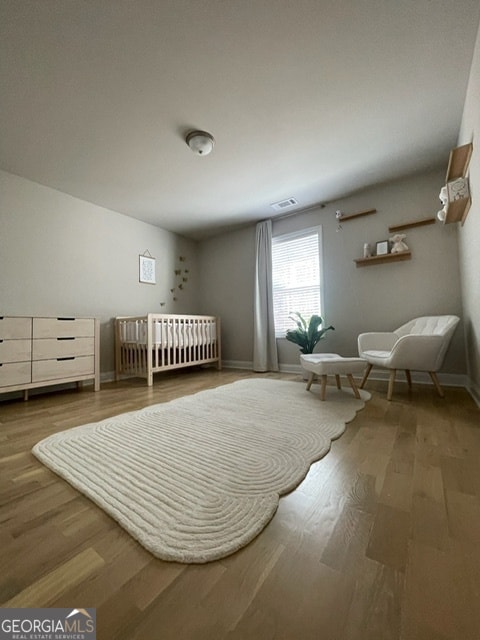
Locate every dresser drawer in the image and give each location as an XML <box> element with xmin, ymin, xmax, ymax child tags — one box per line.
<box><xmin>32</xmin><ymin>355</ymin><xmax>95</xmax><ymax>382</ymax></box>
<box><xmin>33</xmin><ymin>337</ymin><xmax>95</xmax><ymax>360</ymax></box>
<box><xmin>0</xmin><ymin>362</ymin><xmax>31</xmax><ymax>386</ymax></box>
<box><xmin>0</xmin><ymin>317</ymin><xmax>32</xmax><ymax>340</ymax></box>
<box><xmin>0</xmin><ymin>339</ymin><xmax>32</xmax><ymax>363</ymax></box>
<box><xmin>33</xmin><ymin>317</ymin><xmax>95</xmax><ymax>339</ymax></box>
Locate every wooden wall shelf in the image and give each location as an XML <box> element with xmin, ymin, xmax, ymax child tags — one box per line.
<box><xmin>446</xmin><ymin>142</ymin><xmax>472</xmax><ymax>181</ymax></box>
<box><xmin>338</xmin><ymin>208</ymin><xmax>376</xmax><ymax>222</ymax></box>
<box><xmin>444</xmin><ymin>142</ymin><xmax>473</xmax><ymax>226</ymax></box>
<box><xmin>354</xmin><ymin>251</ymin><xmax>411</xmax><ymax>267</ymax></box>
<box><xmin>388</xmin><ymin>217</ymin><xmax>436</xmax><ymax>232</ymax></box>
<box><xmin>444</xmin><ymin>197</ymin><xmax>471</xmax><ymax>225</ymax></box>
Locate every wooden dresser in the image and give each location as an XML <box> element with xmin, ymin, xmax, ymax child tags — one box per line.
<box><xmin>0</xmin><ymin>316</ymin><xmax>100</xmax><ymax>400</ymax></box>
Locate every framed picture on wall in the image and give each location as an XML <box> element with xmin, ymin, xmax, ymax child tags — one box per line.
<box><xmin>139</xmin><ymin>253</ymin><xmax>156</xmax><ymax>284</ymax></box>
<box><xmin>376</xmin><ymin>240</ymin><xmax>389</xmax><ymax>256</ymax></box>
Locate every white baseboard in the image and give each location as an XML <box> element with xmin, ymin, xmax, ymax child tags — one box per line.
<box><xmin>279</xmin><ymin>363</ymin><xmax>303</xmax><ymax>374</ymax></box>
<box><xmin>222</xmin><ymin>360</ymin><xmax>255</xmax><ymax>370</ymax></box>
<box><xmin>223</xmin><ymin>360</ymin><xmax>470</xmax><ymax>390</ymax></box>
<box><xmin>361</xmin><ymin>370</ymin><xmax>468</xmax><ymax>388</ymax></box>
<box><xmin>3</xmin><ymin>363</ymin><xmax>476</xmax><ymax>407</ymax></box>
<box><xmin>467</xmin><ymin>380</ymin><xmax>480</xmax><ymax>408</ymax></box>
<box><xmin>83</xmin><ymin>367</ymin><xmax>480</xmax><ymax>408</ymax></box>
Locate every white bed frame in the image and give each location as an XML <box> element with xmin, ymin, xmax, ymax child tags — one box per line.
<box><xmin>115</xmin><ymin>313</ymin><xmax>221</xmax><ymax>386</ymax></box>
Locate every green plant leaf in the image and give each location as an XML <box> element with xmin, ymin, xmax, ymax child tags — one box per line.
<box><xmin>285</xmin><ymin>313</ymin><xmax>335</xmax><ymax>354</ymax></box>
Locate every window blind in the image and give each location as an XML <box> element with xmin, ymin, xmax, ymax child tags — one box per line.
<box><xmin>271</xmin><ymin>228</ymin><xmax>322</xmax><ymax>337</ymax></box>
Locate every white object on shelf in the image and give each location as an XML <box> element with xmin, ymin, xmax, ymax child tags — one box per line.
<box><xmin>363</xmin><ymin>243</ymin><xmax>372</xmax><ymax>258</ymax></box>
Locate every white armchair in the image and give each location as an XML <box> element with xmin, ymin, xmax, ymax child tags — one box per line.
<box><xmin>358</xmin><ymin>315</ymin><xmax>460</xmax><ymax>400</ymax></box>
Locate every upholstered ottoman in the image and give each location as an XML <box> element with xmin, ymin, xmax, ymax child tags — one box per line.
<box><xmin>300</xmin><ymin>353</ymin><xmax>366</xmax><ymax>400</ymax></box>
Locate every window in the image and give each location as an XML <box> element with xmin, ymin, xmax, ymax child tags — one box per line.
<box><xmin>271</xmin><ymin>227</ymin><xmax>323</xmax><ymax>337</ymax></box>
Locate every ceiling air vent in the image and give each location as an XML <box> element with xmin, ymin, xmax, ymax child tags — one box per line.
<box><xmin>270</xmin><ymin>197</ymin><xmax>298</xmax><ymax>212</ymax></box>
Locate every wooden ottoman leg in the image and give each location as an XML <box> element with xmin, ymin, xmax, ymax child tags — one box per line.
<box><xmin>335</xmin><ymin>374</ymin><xmax>341</xmax><ymax>389</ymax></box>
<box><xmin>347</xmin><ymin>373</ymin><xmax>361</xmax><ymax>399</ymax></box>
<box><xmin>306</xmin><ymin>372</ymin><xmax>315</xmax><ymax>391</ymax></box>
<box><xmin>320</xmin><ymin>374</ymin><xmax>328</xmax><ymax>401</ymax></box>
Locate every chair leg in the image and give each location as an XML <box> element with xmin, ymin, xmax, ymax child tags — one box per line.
<box><xmin>429</xmin><ymin>371</ymin><xmax>445</xmax><ymax>398</ymax></box>
<box><xmin>347</xmin><ymin>373</ymin><xmax>361</xmax><ymax>399</ymax></box>
<box><xmin>335</xmin><ymin>374</ymin><xmax>342</xmax><ymax>390</ymax></box>
<box><xmin>320</xmin><ymin>375</ymin><xmax>327</xmax><ymax>401</ymax></box>
<box><xmin>387</xmin><ymin>369</ymin><xmax>396</xmax><ymax>401</ymax></box>
<box><xmin>360</xmin><ymin>363</ymin><xmax>373</xmax><ymax>389</ymax></box>
<box><xmin>306</xmin><ymin>372</ymin><xmax>315</xmax><ymax>391</ymax></box>
<box><xmin>405</xmin><ymin>369</ymin><xmax>412</xmax><ymax>390</ymax></box>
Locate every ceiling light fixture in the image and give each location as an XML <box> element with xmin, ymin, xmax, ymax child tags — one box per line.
<box><xmin>186</xmin><ymin>130</ymin><xmax>215</xmax><ymax>156</ymax></box>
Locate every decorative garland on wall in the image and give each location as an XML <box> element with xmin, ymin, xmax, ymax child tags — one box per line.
<box><xmin>160</xmin><ymin>256</ymin><xmax>190</xmax><ymax>306</ymax></box>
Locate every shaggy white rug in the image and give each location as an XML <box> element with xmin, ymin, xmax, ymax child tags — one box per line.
<box><xmin>33</xmin><ymin>379</ymin><xmax>369</xmax><ymax>563</ymax></box>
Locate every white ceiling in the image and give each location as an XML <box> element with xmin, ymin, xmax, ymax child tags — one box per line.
<box><xmin>1</xmin><ymin>1</ymin><xmax>479</xmax><ymax>240</ymax></box>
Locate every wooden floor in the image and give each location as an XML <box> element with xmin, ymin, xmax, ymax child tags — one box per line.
<box><xmin>1</xmin><ymin>368</ymin><xmax>479</xmax><ymax>640</ymax></box>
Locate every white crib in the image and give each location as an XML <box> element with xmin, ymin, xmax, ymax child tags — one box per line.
<box><xmin>115</xmin><ymin>314</ymin><xmax>221</xmax><ymax>386</ymax></box>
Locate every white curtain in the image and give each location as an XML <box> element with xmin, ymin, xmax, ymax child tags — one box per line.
<box><xmin>253</xmin><ymin>220</ymin><xmax>279</xmax><ymax>372</ymax></box>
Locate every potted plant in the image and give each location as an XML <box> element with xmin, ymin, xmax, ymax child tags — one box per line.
<box><xmin>285</xmin><ymin>312</ymin><xmax>335</xmax><ymax>354</ymax></box>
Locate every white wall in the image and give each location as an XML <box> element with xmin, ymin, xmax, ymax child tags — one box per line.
<box><xmin>198</xmin><ymin>225</ymin><xmax>255</xmax><ymax>365</ymax></box>
<box><xmin>0</xmin><ymin>171</ymin><xmax>199</xmax><ymax>376</ymax></box>
<box><xmin>458</xmin><ymin>22</ymin><xmax>480</xmax><ymax>401</ymax></box>
<box><xmin>199</xmin><ymin>169</ymin><xmax>466</xmax><ymax>376</ymax></box>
